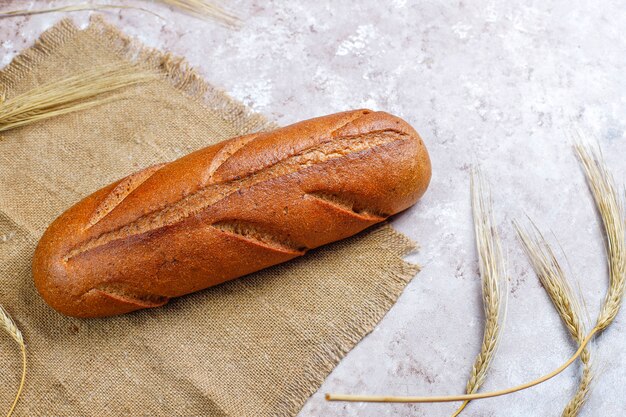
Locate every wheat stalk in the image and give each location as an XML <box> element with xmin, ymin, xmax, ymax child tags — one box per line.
<box><xmin>327</xmin><ymin>327</ymin><xmax>599</xmax><ymax>403</ymax></box>
<box><xmin>0</xmin><ymin>3</ymin><xmax>163</xmax><ymax>19</ymax></box>
<box><xmin>451</xmin><ymin>170</ymin><xmax>508</xmax><ymax>417</ymax></box>
<box><xmin>515</xmin><ymin>221</ymin><xmax>593</xmax><ymax>416</ymax></box>
<box><xmin>0</xmin><ymin>1</ymin><xmax>240</xmax><ymax>26</ymax></box>
<box><xmin>0</xmin><ymin>305</ymin><xmax>26</xmax><ymax>417</ymax></box>
<box><xmin>0</xmin><ymin>64</ymin><xmax>158</xmax><ymax>133</ymax></box>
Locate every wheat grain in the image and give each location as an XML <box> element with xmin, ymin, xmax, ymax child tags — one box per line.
<box><xmin>0</xmin><ymin>64</ymin><xmax>158</xmax><ymax>133</ymax></box>
<box><xmin>0</xmin><ymin>305</ymin><xmax>26</xmax><ymax>417</ymax></box>
<box><xmin>451</xmin><ymin>170</ymin><xmax>508</xmax><ymax>417</ymax></box>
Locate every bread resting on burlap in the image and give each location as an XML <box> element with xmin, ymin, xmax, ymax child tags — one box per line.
<box><xmin>33</xmin><ymin>109</ymin><xmax>431</xmax><ymax>318</ymax></box>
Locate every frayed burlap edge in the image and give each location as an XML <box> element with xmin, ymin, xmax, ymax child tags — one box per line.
<box><xmin>274</xmin><ymin>224</ymin><xmax>420</xmax><ymax>417</ymax></box>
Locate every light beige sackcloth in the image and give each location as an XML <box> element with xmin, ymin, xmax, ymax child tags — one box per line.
<box><xmin>0</xmin><ymin>16</ymin><xmax>420</xmax><ymax>417</ymax></box>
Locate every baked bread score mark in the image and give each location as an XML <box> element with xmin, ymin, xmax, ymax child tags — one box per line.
<box><xmin>212</xmin><ymin>220</ymin><xmax>308</xmax><ymax>255</ymax></box>
<box><xmin>305</xmin><ymin>192</ymin><xmax>388</xmax><ymax>221</ymax></box>
<box><xmin>203</xmin><ymin>133</ymin><xmax>260</xmax><ymax>183</ymax></box>
<box><xmin>88</xmin><ymin>162</ymin><xmax>167</xmax><ymax>227</ymax></box>
<box><xmin>64</xmin><ymin>129</ymin><xmax>408</xmax><ymax>262</ymax></box>
<box><xmin>89</xmin><ymin>284</ymin><xmax>170</xmax><ymax>308</ymax></box>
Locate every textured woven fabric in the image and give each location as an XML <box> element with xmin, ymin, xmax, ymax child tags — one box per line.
<box><xmin>0</xmin><ymin>16</ymin><xmax>419</xmax><ymax>416</ymax></box>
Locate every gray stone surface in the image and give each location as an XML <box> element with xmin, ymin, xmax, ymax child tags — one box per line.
<box><xmin>2</xmin><ymin>1</ymin><xmax>625</xmax><ymax>415</ymax></box>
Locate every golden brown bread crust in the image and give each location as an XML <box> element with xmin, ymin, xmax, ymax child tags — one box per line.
<box><xmin>32</xmin><ymin>110</ymin><xmax>431</xmax><ymax>317</ymax></box>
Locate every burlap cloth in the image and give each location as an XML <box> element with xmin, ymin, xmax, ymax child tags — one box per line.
<box><xmin>0</xmin><ymin>17</ymin><xmax>419</xmax><ymax>416</ymax></box>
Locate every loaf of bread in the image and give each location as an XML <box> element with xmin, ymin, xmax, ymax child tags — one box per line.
<box><xmin>33</xmin><ymin>110</ymin><xmax>431</xmax><ymax>317</ymax></box>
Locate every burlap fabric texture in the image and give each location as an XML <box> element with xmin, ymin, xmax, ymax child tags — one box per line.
<box><xmin>0</xmin><ymin>16</ymin><xmax>419</xmax><ymax>416</ymax></box>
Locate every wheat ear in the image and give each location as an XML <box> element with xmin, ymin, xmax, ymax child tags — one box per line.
<box><xmin>561</xmin><ymin>365</ymin><xmax>594</xmax><ymax>417</ymax></box>
<box><xmin>0</xmin><ymin>64</ymin><xmax>158</xmax><ymax>133</ymax></box>
<box><xmin>156</xmin><ymin>0</ymin><xmax>240</xmax><ymax>26</ymax></box>
<box><xmin>0</xmin><ymin>305</ymin><xmax>26</xmax><ymax>417</ymax></box>
<box><xmin>559</xmin><ymin>142</ymin><xmax>626</xmax><ymax>415</ymax></box>
<box><xmin>515</xmin><ymin>221</ymin><xmax>593</xmax><ymax>416</ymax></box>
<box><xmin>574</xmin><ymin>143</ymin><xmax>626</xmax><ymax>332</ymax></box>
<box><xmin>451</xmin><ymin>170</ymin><xmax>508</xmax><ymax>417</ymax></box>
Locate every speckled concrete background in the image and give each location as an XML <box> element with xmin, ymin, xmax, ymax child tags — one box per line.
<box><xmin>1</xmin><ymin>1</ymin><xmax>625</xmax><ymax>416</ymax></box>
